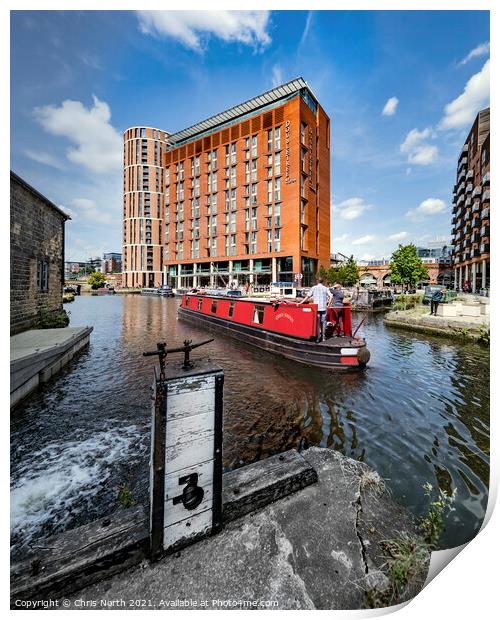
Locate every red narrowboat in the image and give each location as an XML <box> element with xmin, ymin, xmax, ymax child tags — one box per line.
<box><xmin>178</xmin><ymin>294</ymin><xmax>370</xmax><ymax>370</ymax></box>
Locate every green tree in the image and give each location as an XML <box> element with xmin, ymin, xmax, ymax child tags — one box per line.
<box><xmin>88</xmin><ymin>271</ymin><xmax>106</xmax><ymax>289</ymax></box>
<box><xmin>389</xmin><ymin>244</ymin><xmax>429</xmax><ymax>289</ymax></box>
<box><xmin>317</xmin><ymin>264</ymin><xmax>329</xmax><ymax>282</ymax></box>
<box><xmin>339</xmin><ymin>255</ymin><xmax>359</xmax><ymax>287</ymax></box>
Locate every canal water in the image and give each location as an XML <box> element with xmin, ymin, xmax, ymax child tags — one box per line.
<box><xmin>11</xmin><ymin>295</ymin><xmax>489</xmax><ymax>557</ymax></box>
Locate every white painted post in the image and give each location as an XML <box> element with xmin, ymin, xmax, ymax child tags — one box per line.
<box><xmin>472</xmin><ymin>263</ymin><xmax>477</xmax><ymax>293</ymax></box>
<box><xmin>149</xmin><ymin>354</ymin><xmax>223</xmax><ymax>558</ymax></box>
<box><xmin>249</xmin><ymin>259</ymin><xmax>254</xmax><ymax>284</ymax></box>
<box><xmin>272</xmin><ymin>257</ymin><xmax>277</xmax><ymax>283</ymax></box>
<box><xmin>482</xmin><ymin>259</ymin><xmax>486</xmax><ymax>289</ymax></box>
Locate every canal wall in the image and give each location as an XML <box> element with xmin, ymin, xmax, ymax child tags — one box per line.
<box><xmin>11</xmin><ymin>448</ymin><xmax>429</xmax><ymax>610</ymax></box>
<box><xmin>385</xmin><ymin>309</ymin><xmax>489</xmax><ymax>342</ymax></box>
<box><xmin>10</xmin><ymin>326</ymin><xmax>93</xmax><ymax>408</ymax></box>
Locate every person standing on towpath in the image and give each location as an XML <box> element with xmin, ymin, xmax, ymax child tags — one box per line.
<box><xmin>430</xmin><ymin>287</ymin><xmax>446</xmax><ymax>316</ymax></box>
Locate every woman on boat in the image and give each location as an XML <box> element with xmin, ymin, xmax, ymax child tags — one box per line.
<box><xmin>329</xmin><ymin>283</ymin><xmax>345</xmax><ymax>336</ymax></box>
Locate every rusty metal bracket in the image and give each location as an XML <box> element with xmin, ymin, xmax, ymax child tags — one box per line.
<box><xmin>165</xmin><ymin>338</ymin><xmax>214</xmax><ymax>370</ymax></box>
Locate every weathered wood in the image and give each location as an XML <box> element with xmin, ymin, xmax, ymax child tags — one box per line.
<box><xmin>222</xmin><ymin>449</ymin><xmax>318</xmax><ymax>523</ymax></box>
<box><xmin>10</xmin><ymin>450</ymin><xmax>318</xmax><ymax>605</ymax></box>
<box><xmin>10</xmin><ymin>505</ymin><xmax>149</xmax><ymax>604</ymax></box>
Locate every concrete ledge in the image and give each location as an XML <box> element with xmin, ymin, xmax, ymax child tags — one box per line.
<box><xmin>11</xmin><ymin>449</ymin><xmax>317</xmax><ymax>603</ymax></box>
<box><xmin>385</xmin><ymin>310</ymin><xmax>487</xmax><ymax>341</ymax></box>
<box><xmin>10</xmin><ymin>326</ymin><xmax>93</xmax><ymax>408</ymax></box>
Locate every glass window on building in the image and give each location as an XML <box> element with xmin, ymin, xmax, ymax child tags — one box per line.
<box><xmin>274</xmin><ymin>153</ymin><xmax>280</xmax><ymax>176</ymax></box>
<box><xmin>251</xmin><ymin>135</ymin><xmax>257</xmax><ymax>158</ymax></box>
<box><xmin>231</xmin><ymin>142</ymin><xmax>237</xmax><ymax>165</ymax></box>
<box><xmin>275</xmin><ymin>126</ymin><xmax>281</xmax><ymax>150</ymax></box>
<box><xmin>267</xmin><ymin>129</ymin><xmax>272</xmax><ymax>153</ymax></box>
<box><xmin>37</xmin><ymin>260</ymin><xmax>49</xmax><ymax>291</ymax></box>
<box><xmin>274</xmin><ymin>177</ymin><xmax>281</xmax><ymax>202</ymax></box>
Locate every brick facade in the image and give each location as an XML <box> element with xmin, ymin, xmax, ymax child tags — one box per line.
<box><xmin>451</xmin><ymin>107</ymin><xmax>490</xmax><ymax>292</ymax></box>
<box><xmin>10</xmin><ymin>171</ymin><xmax>69</xmax><ymax>334</ymax></box>
<box><xmin>123</xmin><ymin>78</ymin><xmax>330</xmax><ymax>289</ymax></box>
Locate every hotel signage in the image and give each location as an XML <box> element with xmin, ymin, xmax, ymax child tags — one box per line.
<box><xmin>309</xmin><ymin>127</ymin><xmax>313</xmax><ymax>189</ymax></box>
<box><xmin>285</xmin><ymin>120</ymin><xmax>296</xmax><ymax>185</ymax></box>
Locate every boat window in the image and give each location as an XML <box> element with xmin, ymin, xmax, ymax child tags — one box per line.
<box><xmin>211</xmin><ymin>300</ymin><xmax>218</xmax><ymax>313</ymax></box>
<box><xmin>229</xmin><ymin>302</ymin><xmax>235</xmax><ymax>318</ymax></box>
<box><xmin>185</xmin><ymin>296</ymin><xmax>190</xmax><ymax>307</ymax></box>
<box><xmin>197</xmin><ymin>298</ymin><xmax>203</xmax><ymax>310</ymax></box>
<box><xmin>253</xmin><ymin>305</ymin><xmax>265</xmax><ymax>324</ymax></box>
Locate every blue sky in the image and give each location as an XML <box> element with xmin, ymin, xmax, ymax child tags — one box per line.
<box><xmin>10</xmin><ymin>10</ymin><xmax>490</xmax><ymax>261</ymax></box>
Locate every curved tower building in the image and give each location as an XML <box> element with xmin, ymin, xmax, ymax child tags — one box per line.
<box><xmin>123</xmin><ymin>126</ymin><xmax>170</xmax><ymax>288</ymax></box>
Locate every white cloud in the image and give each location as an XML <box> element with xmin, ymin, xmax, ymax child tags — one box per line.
<box><xmin>388</xmin><ymin>231</ymin><xmax>409</xmax><ymax>242</ymax></box>
<box><xmin>71</xmin><ymin>197</ymin><xmax>113</xmax><ymax>224</ymax></box>
<box><xmin>360</xmin><ymin>253</ymin><xmax>374</xmax><ymax>261</ymax></box>
<box><xmin>400</xmin><ymin>127</ymin><xmax>438</xmax><ymax>166</ymax></box>
<box><xmin>33</xmin><ymin>96</ymin><xmax>122</xmax><ymax>174</ymax></box>
<box><xmin>136</xmin><ymin>10</ymin><xmax>271</xmax><ymax>52</ymax></box>
<box><xmin>459</xmin><ymin>42</ymin><xmax>489</xmax><ymax>66</ymax></box>
<box><xmin>382</xmin><ymin>96</ymin><xmax>399</xmax><ymax>116</ymax></box>
<box><xmin>271</xmin><ymin>64</ymin><xmax>283</xmax><ymax>88</ymax></box>
<box><xmin>439</xmin><ymin>60</ymin><xmax>490</xmax><ymax>130</ymax></box>
<box><xmin>331</xmin><ymin>197</ymin><xmax>372</xmax><ymax>221</ymax></box>
<box><xmin>334</xmin><ymin>233</ymin><xmax>349</xmax><ymax>242</ymax></box>
<box><xmin>406</xmin><ymin>198</ymin><xmax>447</xmax><ymax>222</ymax></box>
<box><xmin>24</xmin><ymin>149</ymin><xmax>64</xmax><ymax>170</ymax></box>
<box><xmin>352</xmin><ymin>234</ymin><xmax>375</xmax><ymax>246</ymax></box>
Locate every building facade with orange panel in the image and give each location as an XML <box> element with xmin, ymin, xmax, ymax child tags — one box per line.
<box><xmin>122</xmin><ymin>78</ymin><xmax>330</xmax><ymax>289</ymax></box>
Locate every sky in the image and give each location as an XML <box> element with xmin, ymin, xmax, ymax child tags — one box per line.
<box><xmin>10</xmin><ymin>10</ymin><xmax>490</xmax><ymax>262</ymax></box>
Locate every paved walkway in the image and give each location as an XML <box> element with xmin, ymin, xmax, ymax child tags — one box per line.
<box><xmin>64</xmin><ymin>448</ymin><xmax>428</xmax><ymax>610</ymax></box>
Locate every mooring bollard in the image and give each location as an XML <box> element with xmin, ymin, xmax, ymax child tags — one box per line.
<box><xmin>144</xmin><ymin>339</ymin><xmax>223</xmax><ymax>560</ymax></box>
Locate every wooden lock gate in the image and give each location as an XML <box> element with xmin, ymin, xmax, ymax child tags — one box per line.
<box><xmin>144</xmin><ymin>339</ymin><xmax>224</xmax><ymax>560</ymax></box>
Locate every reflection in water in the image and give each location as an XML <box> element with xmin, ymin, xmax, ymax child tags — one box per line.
<box><xmin>11</xmin><ymin>295</ymin><xmax>489</xmax><ymax>555</ymax></box>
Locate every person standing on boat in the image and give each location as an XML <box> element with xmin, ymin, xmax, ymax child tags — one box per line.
<box><xmin>298</xmin><ymin>278</ymin><xmax>332</xmax><ymax>342</ymax></box>
<box><xmin>329</xmin><ymin>283</ymin><xmax>345</xmax><ymax>336</ymax></box>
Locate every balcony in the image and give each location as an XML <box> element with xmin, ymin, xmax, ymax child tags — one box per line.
<box><xmin>471</xmin><ymin>232</ymin><xmax>479</xmax><ymax>243</ymax></box>
<box><xmin>462</xmin><ymin>252</ymin><xmax>470</xmax><ymax>261</ymax></box>
<box><xmin>464</xmin><ymin>210</ymin><xmax>471</xmax><ymax>221</ymax></box>
<box><xmin>482</xmin><ymin>172</ymin><xmax>490</xmax><ymax>185</ymax></box>
<box><xmin>472</xmin><ymin>185</ymin><xmax>481</xmax><ymax>198</ymax></box>
<box><xmin>465</xmin><ymin>183</ymin><xmax>473</xmax><ymax>194</ymax></box>
<box><xmin>471</xmin><ymin>218</ymin><xmax>479</xmax><ymax>229</ymax></box>
<box><xmin>457</xmin><ymin>168</ymin><xmax>466</xmax><ymax>183</ymax></box>
<box><xmin>465</xmin><ymin>197</ymin><xmax>472</xmax><ymax>207</ymax></box>
<box><xmin>472</xmin><ymin>202</ymin><xmax>480</xmax><ymax>213</ymax></box>
<box><xmin>480</xmin><ymin>208</ymin><xmax>489</xmax><ymax>220</ymax></box>
<box><xmin>456</xmin><ymin>193</ymin><xmax>465</xmax><ymax>205</ymax></box>
<box><xmin>457</xmin><ymin>182</ymin><xmax>466</xmax><ymax>194</ymax></box>
<box><xmin>480</xmin><ymin>226</ymin><xmax>490</xmax><ymax>238</ymax></box>
<box><xmin>480</xmin><ymin>243</ymin><xmax>490</xmax><ymax>254</ymax></box>
<box><xmin>472</xmin><ymin>247</ymin><xmax>480</xmax><ymax>258</ymax></box>
<box><xmin>482</xmin><ymin>190</ymin><xmax>490</xmax><ymax>202</ymax></box>
<box><xmin>466</xmin><ymin>170</ymin><xmax>474</xmax><ymax>181</ymax></box>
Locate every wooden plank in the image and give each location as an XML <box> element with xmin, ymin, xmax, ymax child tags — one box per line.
<box><xmin>10</xmin><ymin>505</ymin><xmax>149</xmax><ymax>604</ymax></box>
<box><xmin>165</xmin><ymin>431</ymin><xmax>214</xmax><ymax>474</ymax></box>
<box><xmin>222</xmin><ymin>449</ymin><xmax>318</xmax><ymax>523</ymax></box>
<box><xmin>163</xmin><ymin>508</ymin><xmax>213</xmax><ymax>552</ymax></box>
<box><xmin>166</xmin><ymin>387</ymin><xmax>215</xmax><ymax>422</ymax></box>
<box><xmin>167</xmin><ymin>374</ymin><xmax>215</xmax><ymax>398</ymax></box>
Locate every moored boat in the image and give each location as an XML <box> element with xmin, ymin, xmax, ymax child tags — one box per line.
<box><xmin>178</xmin><ymin>293</ymin><xmax>370</xmax><ymax>370</ymax></box>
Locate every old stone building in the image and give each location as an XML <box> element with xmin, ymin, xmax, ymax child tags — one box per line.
<box><xmin>10</xmin><ymin>171</ymin><xmax>70</xmax><ymax>334</ymax></box>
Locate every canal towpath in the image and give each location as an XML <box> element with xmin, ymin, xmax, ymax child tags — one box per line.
<box><xmin>60</xmin><ymin>448</ymin><xmax>429</xmax><ymax>610</ymax></box>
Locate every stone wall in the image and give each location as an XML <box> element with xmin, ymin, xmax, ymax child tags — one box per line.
<box><xmin>10</xmin><ymin>172</ymin><xmax>68</xmax><ymax>334</ymax></box>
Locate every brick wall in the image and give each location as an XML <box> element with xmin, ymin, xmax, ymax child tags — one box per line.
<box><xmin>10</xmin><ymin>173</ymin><xmax>67</xmax><ymax>334</ymax></box>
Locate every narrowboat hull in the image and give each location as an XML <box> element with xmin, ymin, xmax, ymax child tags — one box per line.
<box><xmin>178</xmin><ymin>306</ymin><xmax>370</xmax><ymax>370</ymax></box>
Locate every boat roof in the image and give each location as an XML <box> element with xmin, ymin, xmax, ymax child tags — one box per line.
<box><xmin>186</xmin><ymin>293</ymin><xmax>298</xmax><ymax>305</ymax></box>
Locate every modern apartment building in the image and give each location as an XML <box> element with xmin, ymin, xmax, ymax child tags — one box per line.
<box><xmin>451</xmin><ymin>107</ymin><xmax>490</xmax><ymax>292</ymax></box>
<box><xmin>122</xmin><ymin>78</ymin><xmax>330</xmax><ymax>289</ymax></box>
<box><xmin>123</xmin><ymin>127</ymin><xmax>169</xmax><ymax>288</ymax></box>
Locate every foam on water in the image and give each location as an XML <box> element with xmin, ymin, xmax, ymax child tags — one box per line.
<box><xmin>10</xmin><ymin>424</ymin><xmax>143</xmax><ymax>555</ymax></box>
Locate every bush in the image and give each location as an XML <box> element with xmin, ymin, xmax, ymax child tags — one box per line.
<box><xmin>394</xmin><ymin>294</ymin><xmax>423</xmax><ymax>310</ymax></box>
